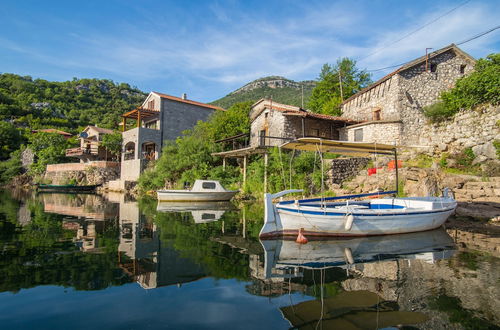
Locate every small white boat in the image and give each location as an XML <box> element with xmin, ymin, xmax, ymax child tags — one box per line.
<box><xmin>259</xmin><ymin>138</ymin><xmax>457</xmax><ymax>238</ymax></box>
<box><xmin>157</xmin><ymin>180</ymin><xmax>238</xmax><ymax>202</ymax></box>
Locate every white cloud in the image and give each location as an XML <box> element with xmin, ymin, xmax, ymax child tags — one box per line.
<box><xmin>0</xmin><ymin>0</ymin><xmax>498</xmax><ymax>94</ymax></box>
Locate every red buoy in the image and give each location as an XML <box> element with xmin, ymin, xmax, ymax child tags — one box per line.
<box><xmin>296</xmin><ymin>228</ymin><xmax>308</xmax><ymax>244</ymax></box>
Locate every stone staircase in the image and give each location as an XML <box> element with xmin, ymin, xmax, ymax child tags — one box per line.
<box><xmin>453</xmin><ymin>178</ymin><xmax>500</xmax><ymax>203</ymax></box>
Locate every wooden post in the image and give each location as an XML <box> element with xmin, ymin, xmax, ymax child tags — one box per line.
<box><xmin>243</xmin><ymin>155</ymin><xmax>247</xmax><ymax>186</ymax></box>
<box><xmin>338</xmin><ymin>69</ymin><xmax>343</xmax><ymax>101</ymax></box>
<box><xmin>137</xmin><ymin>110</ymin><xmax>141</xmax><ymax>128</ymax></box>
<box><xmin>122</xmin><ymin>117</ymin><xmax>126</xmax><ymax>132</ymax></box>
<box><xmin>301</xmin><ymin>118</ymin><xmax>305</xmax><ymax>137</ymax></box>
<box><xmin>264</xmin><ymin>152</ymin><xmax>268</xmax><ymax>193</ymax></box>
<box><xmin>242</xmin><ymin>207</ymin><xmax>246</xmax><ymax>238</ymax></box>
<box><xmin>394</xmin><ymin>150</ymin><xmax>399</xmax><ymax>195</ymax></box>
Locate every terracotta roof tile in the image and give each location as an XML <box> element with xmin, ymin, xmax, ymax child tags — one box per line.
<box><xmin>34</xmin><ymin>129</ymin><xmax>73</xmax><ymax>136</ymax></box>
<box><xmin>152</xmin><ymin>92</ymin><xmax>225</xmax><ymax>111</ymax></box>
<box><xmin>85</xmin><ymin>126</ymin><xmax>114</xmax><ymax>134</ymax></box>
<box><xmin>267</xmin><ymin>105</ymin><xmax>358</xmax><ymax>124</ymax></box>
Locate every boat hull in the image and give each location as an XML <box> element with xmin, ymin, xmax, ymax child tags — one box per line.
<box><xmin>156</xmin><ymin>190</ymin><xmax>238</xmax><ymax>202</ymax></box>
<box><xmin>266</xmin><ymin>208</ymin><xmax>454</xmax><ymax>237</ymax></box>
<box><xmin>260</xmin><ymin>195</ymin><xmax>457</xmax><ymax>238</ymax></box>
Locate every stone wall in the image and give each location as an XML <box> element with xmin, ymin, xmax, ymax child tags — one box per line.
<box><xmin>46</xmin><ymin>161</ymin><xmax>119</xmax><ymax>172</ymax></box>
<box><xmin>341</xmin><ymin>75</ymin><xmax>400</xmax><ymax>122</ymax></box>
<box><xmin>340</xmin><ymin>121</ymin><xmax>402</xmax><ymax>144</ymax></box>
<box><xmin>120</xmin><ymin>159</ymin><xmax>148</xmax><ymax>181</ymax></box>
<box><xmin>44</xmin><ymin>165</ymin><xmax>120</xmax><ymax>185</ymax></box>
<box><xmin>416</xmin><ymin>105</ymin><xmax>500</xmax><ymax>161</ymax></box>
<box><xmin>398</xmin><ymin>49</ymin><xmax>475</xmax><ymax>144</ymax></box>
<box><xmin>250</xmin><ymin>110</ymin><xmax>287</xmax><ymax>147</ymax></box>
<box><xmin>326</xmin><ymin>157</ymin><xmax>369</xmax><ymax>185</ymax></box>
<box><xmin>161</xmin><ymin>98</ymin><xmax>216</xmax><ymax>142</ymax></box>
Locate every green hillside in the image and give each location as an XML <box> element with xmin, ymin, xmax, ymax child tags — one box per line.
<box><xmin>211</xmin><ymin>76</ymin><xmax>315</xmax><ymax>109</ymax></box>
<box><xmin>0</xmin><ymin>73</ymin><xmax>146</xmax><ymax>131</ymax></box>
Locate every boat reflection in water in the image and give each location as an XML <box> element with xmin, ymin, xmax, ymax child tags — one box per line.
<box><xmin>260</xmin><ymin>229</ymin><xmax>457</xmax><ymax>329</ymax></box>
<box><xmin>156</xmin><ymin>201</ymin><xmax>236</xmax><ymax>223</ymax></box>
<box><xmin>261</xmin><ymin>229</ymin><xmax>456</xmax><ymax>278</ymax></box>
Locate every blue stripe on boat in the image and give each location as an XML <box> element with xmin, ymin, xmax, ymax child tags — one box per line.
<box><xmin>279</xmin><ymin>190</ymin><xmax>398</xmax><ymax>205</ymax></box>
<box><xmin>298</xmin><ymin>203</ymin><xmax>405</xmax><ymax>209</ymax></box>
<box><xmin>276</xmin><ymin>206</ymin><xmax>455</xmax><ymax>217</ymax></box>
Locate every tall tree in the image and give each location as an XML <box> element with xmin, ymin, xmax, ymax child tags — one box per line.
<box><xmin>0</xmin><ymin>121</ymin><xmax>22</xmax><ymax>160</ymax></box>
<box><xmin>308</xmin><ymin>58</ymin><xmax>371</xmax><ymax>116</ymax></box>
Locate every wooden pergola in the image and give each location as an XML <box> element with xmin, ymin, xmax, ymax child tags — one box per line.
<box><xmin>121</xmin><ymin>107</ymin><xmax>160</xmax><ymax>131</ymax></box>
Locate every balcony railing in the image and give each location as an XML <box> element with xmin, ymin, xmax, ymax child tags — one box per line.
<box><xmin>123</xmin><ymin>151</ymin><xmax>135</xmax><ymax>161</ymax></box>
<box><xmin>215</xmin><ymin>133</ymin><xmax>296</xmax><ymax>153</ymax></box>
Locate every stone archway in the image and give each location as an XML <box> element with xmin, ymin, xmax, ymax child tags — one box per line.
<box><xmin>124</xmin><ymin>142</ymin><xmax>136</xmax><ymax>160</ymax></box>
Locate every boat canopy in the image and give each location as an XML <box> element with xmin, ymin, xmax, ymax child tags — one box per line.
<box><xmin>280</xmin><ymin>138</ymin><xmax>397</xmax><ymax>156</ymax></box>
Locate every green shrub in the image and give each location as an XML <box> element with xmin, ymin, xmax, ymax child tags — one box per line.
<box><xmin>423</xmin><ymin>102</ymin><xmax>455</xmax><ymax>122</ymax></box>
<box><xmin>456</xmin><ymin>148</ymin><xmax>475</xmax><ymax>167</ymax></box>
<box><xmin>493</xmin><ymin>140</ymin><xmax>500</xmax><ymax>159</ymax></box>
<box><xmin>439</xmin><ymin>152</ymin><xmax>449</xmax><ymax>167</ymax></box>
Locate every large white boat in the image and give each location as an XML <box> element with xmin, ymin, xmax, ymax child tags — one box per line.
<box><xmin>157</xmin><ymin>180</ymin><xmax>238</xmax><ymax>202</ymax></box>
<box><xmin>259</xmin><ymin>138</ymin><xmax>457</xmax><ymax>238</ymax></box>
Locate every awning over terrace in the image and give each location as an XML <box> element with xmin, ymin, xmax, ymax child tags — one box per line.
<box><xmin>280</xmin><ymin>138</ymin><xmax>397</xmax><ymax>157</ymax></box>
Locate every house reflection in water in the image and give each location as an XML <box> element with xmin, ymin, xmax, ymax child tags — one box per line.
<box><xmin>115</xmin><ymin>195</ymin><xmax>206</xmax><ymax>289</ymax></box>
<box><xmin>43</xmin><ymin>193</ymin><xmax>119</xmax><ymax>253</ymax></box>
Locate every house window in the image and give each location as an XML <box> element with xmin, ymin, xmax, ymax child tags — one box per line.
<box><xmin>354</xmin><ymin>128</ymin><xmax>363</xmax><ymax>142</ymax></box>
<box><xmin>372</xmin><ymin>109</ymin><xmax>381</xmax><ymax>121</ymax></box>
<box><xmin>310</xmin><ymin>128</ymin><xmax>319</xmax><ymax>137</ymax></box>
<box><xmin>460</xmin><ymin>64</ymin><xmax>466</xmax><ymax>74</ymax></box>
<box><xmin>147</xmin><ymin>100</ymin><xmax>155</xmax><ymax>109</ymax></box>
<box><xmin>145</xmin><ymin>120</ymin><xmax>158</xmax><ymax>129</ymax></box>
<box><xmin>202</xmin><ymin>182</ymin><xmax>216</xmax><ymax>189</ymax></box>
<box><xmin>259</xmin><ymin>130</ymin><xmax>266</xmax><ymax>146</ymax></box>
<box><xmin>430</xmin><ymin>63</ymin><xmax>437</xmax><ymax>73</ymax></box>
<box><xmin>201</xmin><ymin>213</ymin><xmax>216</xmax><ymax>220</ymax></box>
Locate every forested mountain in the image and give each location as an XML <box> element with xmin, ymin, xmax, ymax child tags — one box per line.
<box><xmin>211</xmin><ymin>76</ymin><xmax>315</xmax><ymax>109</ymax></box>
<box><xmin>0</xmin><ymin>73</ymin><xmax>146</xmax><ymax>131</ymax></box>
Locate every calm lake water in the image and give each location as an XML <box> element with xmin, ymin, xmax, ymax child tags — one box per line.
<box><xmin>0</xmin><ymin>189</ymin><xmax>498</xmax><ymax>330</ymax></box>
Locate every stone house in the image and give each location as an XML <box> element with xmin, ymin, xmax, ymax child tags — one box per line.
<box><xmin>214</xmin><ymin>99</ymin><xmax>358</xmax><ymax>159</ymax></box>
<box><xmin>120</xmin><ymin>92</ymin><xmax>224</xmax><ymax>181</ymax></box>
<box><xmin>212</xmin><ymin>99</ymin><xmax>358</xmax><ymax>189</ymax></box>
<box><xmin>66</xmin><ymin>125</ymin><xmax>115</xmax><ymax>162</ymax></box>
<box><xmin>339</xmin><ymin>44</ymin><xmax>476</xmax><ymax>146</ymax></box>
<box><xmin>249</xmin><ymin>99</ymin><xmax>358</xmax><ymax>147</ymax></box>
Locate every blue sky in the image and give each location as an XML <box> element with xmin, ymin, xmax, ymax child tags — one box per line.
<box><xmin>1</xmin><ymin>0</ymin><xmax>499</xmax><ymax>102</ymax></box>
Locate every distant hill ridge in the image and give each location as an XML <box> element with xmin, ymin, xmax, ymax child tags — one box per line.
<box><xmin>211</xmin><ymin>76</ymin><xmax>316</xmax><ymax>109</ymax></box>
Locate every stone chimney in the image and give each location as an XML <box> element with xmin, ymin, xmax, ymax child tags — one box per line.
<box><xmin>181</xmin><ymin>93</ymin><xmax>187</xmax><ymax>100</ymax></box>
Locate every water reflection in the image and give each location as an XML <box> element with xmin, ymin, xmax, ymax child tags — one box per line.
<box><xmin>0</xmin><ymin>189</ymin><xmax>498</xmax><ymax>329</ymax></box>
<box><xmin>261</xmin><ymin>230</ymin><xmax>456</xmax><ymax>279</ymax></box>
<box><xmin>157</xmin><ymin>201</ymin><xmax>236</xmax><ymax>223</ymax></box>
